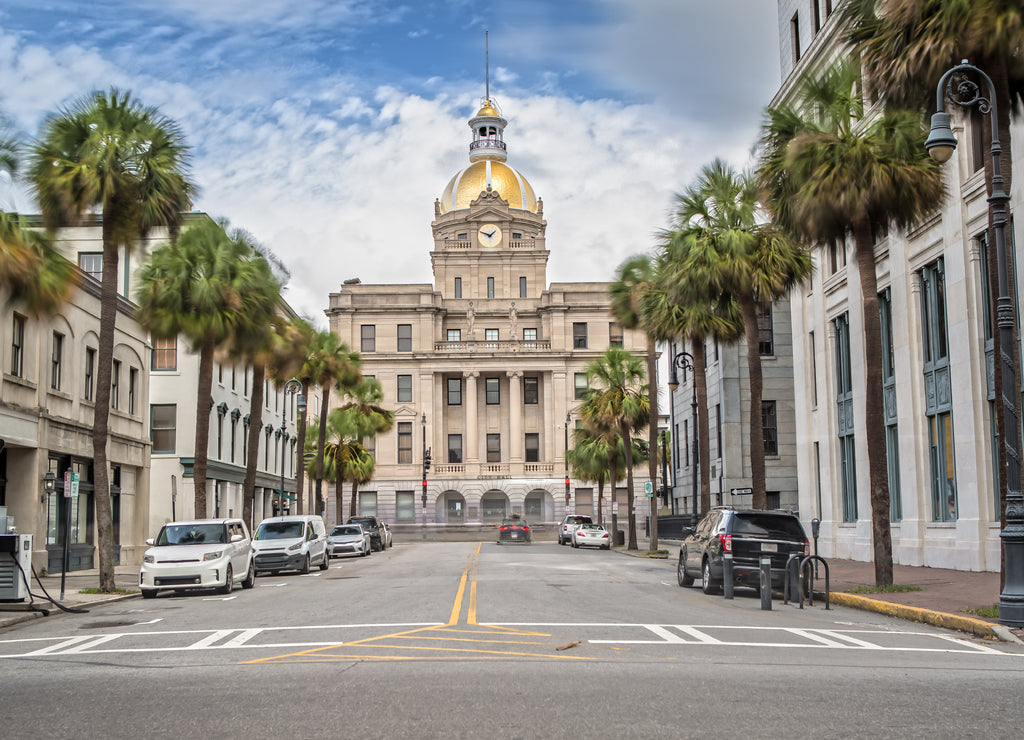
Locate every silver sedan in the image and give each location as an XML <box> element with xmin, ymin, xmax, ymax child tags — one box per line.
<box><xmin>327</xmin><ymin>524</ymin><xmax>372</xmax><ymax>558</ymax></box>
<box><xmin>572</xmin><ymin>523</ymin><xmax>611</xmax><ymax>550</ymax></box>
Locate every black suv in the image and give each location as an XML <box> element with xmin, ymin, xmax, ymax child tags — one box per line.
<box><xmin>677</xmin><ymin>507</ymin><xmax>808</xmax><ymax>594</ymax></box>
<box><xmin>348</xmin><ymin>517</ymin><xmax>383</xmax><ymax>552</ymax></box>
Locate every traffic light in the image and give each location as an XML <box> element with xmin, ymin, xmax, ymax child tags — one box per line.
<box><xmin>564</xmin><ymin>475</ymin><xmax>571</xmax><ymax>506</ymax></box>
<box><xmin>424</xmin><ymin>448</ymin><xmax>432</xmax><ymax>474</ymax></box>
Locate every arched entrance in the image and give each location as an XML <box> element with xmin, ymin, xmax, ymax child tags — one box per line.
<box><xmin>480</xmin><ymin>490</ymin><xmax>509</xmax><ymax>523</ymax></box>
<box><xmin>439</xmin><ymin>490</ymin><xmax>465</xmax><ymax>523</ymax></box>
<box><xmin>524</xmin><ymin>489</ymin><xmax>554</xmax><ymax>523</ymax></box>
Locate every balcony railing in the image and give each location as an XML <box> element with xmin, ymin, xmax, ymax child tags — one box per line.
<box><xmin>434</xmin><ymin>340</ymin><xmax>551</xmax><ymax>353</ymax></box>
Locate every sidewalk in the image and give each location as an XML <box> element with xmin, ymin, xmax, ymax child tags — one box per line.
<box><xmin>627</xmin><ymin>539</ymin><xmax>1024</xmax><ymax>643</ymax></box>
<box><xmin>0</xmin><ymin>565</ymin><xmax>141</xmax><ymax>631</ymax></box>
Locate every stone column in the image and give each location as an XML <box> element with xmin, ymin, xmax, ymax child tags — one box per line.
<box><xmin>465</xmin><ymin>370</ymin><xmax>479</xmax><ymax>461</ymax></box>
<box><xmin>507</xmin><ymin>370</ymin><xmax>523</xmax><ymax>462</ymax></box>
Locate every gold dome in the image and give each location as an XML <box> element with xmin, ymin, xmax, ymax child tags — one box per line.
<box><xmin>475</xmin><ymin>100</ymin><xmax>501</xmax><ymax>118</ymax></box>
<box><xmin>439</xmin><ymin>160</ymin><xmax>538</xmax><ymax>214</ymax></box>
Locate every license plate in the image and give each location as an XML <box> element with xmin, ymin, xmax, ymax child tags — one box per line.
<box><xmin>511</xmin><ymin>533</ymin><xmax>518</xmax><ymax>539</ymax></box>
<box><xmin>761</xmin><ymin>543</ymin><xmax>777</xmax><ymax>552</ymax></box>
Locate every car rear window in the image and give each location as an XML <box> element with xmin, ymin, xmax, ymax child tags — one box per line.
<box><xmin>731</xmin><ymin>513</ymin><xmax>805</xmax><ymax>540</ymax></box>
<box><xmin>568</xmin><ymin>516</ymin><xmax>593</xmax><ymax>524</ymax></box>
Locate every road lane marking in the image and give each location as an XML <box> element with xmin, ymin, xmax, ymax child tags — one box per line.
<box><xmin>186</xmin><ymin>630</ymin><xmax>236</xmax><ymax>649</ymax></box>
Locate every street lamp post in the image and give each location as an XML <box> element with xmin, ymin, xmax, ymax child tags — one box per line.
<box><xmin>564</xmin><ymin>412</ymin><xmax>572</xmax><ymax>516</ymax></box>
<box><xmin>421</xmin><ymin>413</ymin><xmax>429</xmax><ymax>512</ymax></box>
<box><xmin>926</xmin><ymin>61</ymin><xmax>1024</xmax><ymax>627</ymax></box>
<box><xmin>668</xmin><ymin>350</ymin><xmax>699</xmax><ymax>525</ymax></box>
<box><xmin>281</xmin><ymin>377</ymin><xmax>303</xmax><ymax>517</ymax></box>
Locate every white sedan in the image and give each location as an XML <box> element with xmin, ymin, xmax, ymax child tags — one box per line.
<box><xmin>327</xmin><ymin>523</ymin><xmax>372</xmax><ymax>558</ymax></box>
<box><xmin>572</xmin><ymin>523</ymin><xmax>612</xmax><ymax>550</ymax></box>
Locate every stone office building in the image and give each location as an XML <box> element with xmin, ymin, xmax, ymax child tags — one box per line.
<box><xmin>326</xmin><ymin>96</ymin><xmax>651</xmax><ymax>528</ymax></box>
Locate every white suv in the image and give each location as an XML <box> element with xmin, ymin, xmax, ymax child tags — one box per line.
<box><xmin>558</xmin><ymin>514</ymin><xmax>594</xmax><ymax>546</ymax></box>
<box><xmin>140</xmin><ymin>518</ymin><xmax>255</xmax><ymax>598</ymax></box>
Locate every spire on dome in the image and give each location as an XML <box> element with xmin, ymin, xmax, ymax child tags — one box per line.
<box><xmin>469</xmin><ymin>31</ymin><xmax>508</xmax><ymax>163</ymax></box>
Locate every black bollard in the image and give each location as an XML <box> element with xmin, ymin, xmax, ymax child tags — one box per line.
<box><xmin>760</xmin><ymin>555</ymin><xmax>772</xmax><ymax>610</ymax></box>
<box><xmin>723</xmin><ymin>552</ymin><xmax>734</xmax><ymax>600</ymax></box>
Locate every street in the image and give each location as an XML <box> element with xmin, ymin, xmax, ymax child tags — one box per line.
<box><xmin>1</xmin><ymin>541</ymin><xmax>1023</xmax><ymax>739</ymax></box>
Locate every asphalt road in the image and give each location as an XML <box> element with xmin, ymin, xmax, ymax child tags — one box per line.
<box><xmin>1</xmin><ymin>541</ymin><xmax>1022</xmax><ymax>739</ymax></box>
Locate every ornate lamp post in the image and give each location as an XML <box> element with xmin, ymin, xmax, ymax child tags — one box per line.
<box><xmin>564</xmin><ymin>412</ymin><xmax>572</xmax><ymax>514</ymax></box>
<box><xmin>281</xmin><ymin>377</ymin><xmax>304</xmax><ymax>516</ymax></box>
<box><xmin>668</xmin><ymin>350</ymin><xmax>699</xmax><ymax>524</ymax></box>
<box><xmin>926</xmin><ymin>61</ymin><xmax>1023</xmax><ymax>627</ymax></box>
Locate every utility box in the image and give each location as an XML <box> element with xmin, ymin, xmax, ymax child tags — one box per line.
<box><xmin>0</xmin><ymin>534</ymin><xmax>33</xmax><ymax>601</ymax></box>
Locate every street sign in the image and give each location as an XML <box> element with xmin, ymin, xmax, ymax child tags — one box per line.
<box><xmin>64</xmin><ymin>471</ymin><xmax>80</xmax><ymax>498</ymax></box>
<box><xmin>731</xmin><ymin>487</ymin><xmax>753</xmax><ymax>496</ymax></box>
<box><xmin>644</xmin><ymin>481</ymin><xmax>653</xmax><ymax>494</ymax></box>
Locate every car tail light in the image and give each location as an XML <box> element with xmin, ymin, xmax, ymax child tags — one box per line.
<box><xmin>500</xmin><ymin>526</ymin><xmax>507</xmax><ymax>531</ymax></box>
<box><xmin>718</xmin><ymin>534</ymin><xmax>732</xmax><ymax>553</ymax></box>
<box><xmin>523</xmin><ymin>526</ymin><xmax>529</xmax><ymax>531</ymax></box>
<box><xmin>804</xmin><ymin>539</ymin><xmax>810</xmax><ymax>557</ymax></box>
<box><xmin>601</xmin><ymin>533</ymin><xmax>608</xmax><ymax>539</ymax></box>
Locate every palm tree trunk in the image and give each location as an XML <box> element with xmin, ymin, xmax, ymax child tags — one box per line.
<box><xmin>193</xmin><ymin>332</ymin><xmax>216</xmax><ymax>518</ymax></box>
<box><xmin>609</xmin><ymin>468</ymin><xmax>618</xmax><ymax>546</ymax></box>
<box><xmin>854</xmin><ymin>215</ymin><xmax>893</xmax><ymax>586</ymax></box>
<box><xmin>350</xmin><ymin>477</ymin><xmax>359</xmax><ymax>518</ymax></box>
<box><xmin>91</xmin><ymin>223</ymin><xmax>119</xmax><ymax>592</ymax></box>
<box><xmin>243</xmin><ymin>362</ymin><xmax>265</xmax><ymax>529</ymax></box>
<box><xmin>335</xmin><ymin>470</ymin><xmax>344</xmax><ymax>525</ymax></box>
<box><xmin>693</xmin><ymin>342</ymin><xmax>712</xmax><ymax>515</ymax></box>
<box><xmin>623</xmin><ymin>420</ymin><xmax>638</xmax><ymax>550</ymax></box>
<box><xmin>646</xmin><ymin>337</ymin><xmax>660</xmax><ymax>549</ymax></box>
<box><xmin>741</xmin><ymin>295</ymin><xmax>767</xmax><ymax>509</ymax></box>
<box><xmin>315</xmin><ymin>386</ymin><xmax>330</xmax><ymax>516</ymax></box>
<box><xmin>597</xmin><ymin>478</ymin><xmax>605</xmax><ymax>526</ymax></box>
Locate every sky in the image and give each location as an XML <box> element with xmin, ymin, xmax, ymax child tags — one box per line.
<box><xmin>0</xmin><ymin>0</ymin><xmax>783</xmax><ymax>324</ymax></box>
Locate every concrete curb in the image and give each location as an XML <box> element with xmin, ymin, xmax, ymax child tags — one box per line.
<box><xmin>827</xmin><ymin>591</ymin><xmax>1013</xmax><ymax>641</ymax></box>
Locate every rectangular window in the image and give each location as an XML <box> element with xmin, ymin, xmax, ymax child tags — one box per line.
<box><xmin>84</xmin><ymin>347</ymin><xmax>96</xmax><ymax>401</ymax></box>
<box><xmin>11</xmin><ymin>313</ymin><xmax>25</xmax><ymax>377</ymax></box>
<box><xmin>762</xmin><ymin>401</ymin><xmax>778</xmax><ymax>456</ymax></box>
<box><xmin>129</xmin><ymin>367</ymin><xmax>138</xmax><ymax>415</ymax></box>
<box><xmin>447</xmin><ymin>329</ymin><xmax>461</xmax><ymax>342</ymax></box>
<box><xmin>486</xmin><ymin>433</ymin><xmax>501</xmax><ymax>463</ymax></box>
<box><xmin>574</xmin><ymin>372</ymin><xmax>588</xmax><ymax>400</ymax></box>
<box><xmin>609</xmin><ymin>322</ymin><xmax>623</xmax><ymax>347</ymax></box>
<box><xmin>486</xmin><ymin>377</ymin><xmax>500</xmax><ymax>404</ymax></box>
<box><xmin>396</xmin><ymin>491</ymin><xmax>415</xmax><ymax>522</ymax></box>
<box><xmin>151</xmin><ymin>335</ymin><xmax>176</xmax><ymax>370</ymax></box>
<box><xmin>111</xmin><ymin>360</ymin><xmax>121</xmax><ymax>410</ymax></box>
<box><xmin>809</xmin><ymin>331</ymin><xmax>817</xmax><ymax>407</ymax></box>
<box><xmin>487</xmin><ymin>277</ymin><xmax>495</xmax><ymax>299</ymax></box>
<box><xmin>217</xmin><ymin>412</ymin><xmax>224</xmax><ymax>459</ymax></box>
<box><xmin>813</xmin><ymin>0</ymin><xmax>821</xmax><ymax>31</ymax></box>
<box><xmin>359</xmin><ymin>491</ymin><xmax>378</xmax><ymax>517</ymax></box>
<box><xmin>523</xmin><ymin>328</ymin><xmax>537</xmax><ymax>342</ymax></box>
<box><xmin>519</xmin><ymin>276</ymin><xmax>527</xmax><ymax>298</ymax></box>
<box><xmin>454</xmin><ymin>277</ymin><xmax>462</xmax><ymax>298</ymax></box>
<box><xmin>397</xmin><ymin>324</ymin><xmax>412</xmax><ymax>352</ymax></box>
<box><xmin>78</xmin><ymin>252</ymin><xmax>103</xmax><ymax>281</ymax></box>
<box><xmin>573</xmin><ymin>322</ymin><xmax>588</xmax><ymax>349</ymax></box>
<box><xmin>880</xmin><ymin>289</ymin><xmax>901</xmax><ymax>521</ymax></box>
<box><xmin>151</xmin><ymin>404</ymin><xmax>177</xmax><ymax>453</ymax></box>
<box><xmin>921</xmin><ymin>259</ymin><xmax>948</xmax><ymax>364</ymax></box>
<box><xmin>683</xmin><ymin>420</ymin><xmax>689</xmax><ymax>466</ymax></box>
<box><xmin>448</xmin><ymin>434</ymin><xmax>463</xmax><ymax>463</ymax></box>
<box><xmin>243</xmin><ymin>364</ymin><xmax>249</xmax><ymax>396</ymax></box>
<box><xmin>51</xmin><ymin>332</ymin><xmax>63</xmax><ymax>390</ymax></box>
<box><xmin>929</xmin><ymin>412</ymin><xmax>957</xmax><ymax>521</ymax></box>
<box><xmin>217</xmin><ymin>363</ymin><xmax>224</xmax><ymax>384</ymax></box>
<box><xmin>447</xmin><ymin>377</ymin><xmax>462</xmax><ymax>405</ymax></box>
<box><xmin>791</xmin><ymin>12</ymin><xmax>801</xmax><ymax>63</ymax></box>
<box><xmin>397</xmin><ymin>374</ymin><xmax>412</xmax><ymax>403</ymax></box>
<box><xmin>523</xmin><ymin>376</ymin><xmax>538</xmax><ymax>404</ymax></box>
<box><xmin>828</xmin><ymin>239</ymin><xmax>847</xmax><ymax>274</ymax></box>
<box><xmin>715</xmin><ymin>403</ymin><xmax>722</xmax><ymax>458</ymax></box>
<box><xmin>757</xmin><ymin>304</ymin><xmax>774</xmax><ymax>356</ymax></box>
<box><xmin>397</xmin><ymin>422</ymin><xmax>412</xmax><ymax>464</ymax></box>
<box><xmin>231</xmin><ymin>416</ymin><xmax>237</xmax><ymax>463</ymax></box>
<box><xmin>231</xmin><ymin>364</ymin><xmax>236</xmax><ymax>390</ymax></box>
<box><xmin>835</xmin><ymin>313</ymin><xmax>857</xmax><ymax>522</ymax></box>
<box><xmin>525</xmin><ymin>433</ymin><xmax>539</xmax><ymax>463</ymax></box>
<box><xmin>361</xmin><ymin>325</ymin><xmax>375</xmax><ymax>352</ymax></box>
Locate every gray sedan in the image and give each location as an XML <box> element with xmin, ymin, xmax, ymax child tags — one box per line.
<box><xmin>327</xmin><ymin>524</ymin><xmax>372</xmax><ymax>558</ymax></box>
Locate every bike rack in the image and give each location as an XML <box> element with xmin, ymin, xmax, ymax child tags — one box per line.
<box><xmin>784</xmin><ymin>554</ymin><xmax>830</xmax><ymax>610</ymax></box>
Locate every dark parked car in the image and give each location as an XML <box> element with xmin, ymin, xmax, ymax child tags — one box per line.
<box><xmin>497</xmin><ymin>517</ymin><xmax>531</xmax><ymax>544</ymax></box>
<box><xmin>347</xmin><ymin>516</ymin><xmax>384</xmax><ymax>551</ymax></box>
<box><xmin>677</xmin><ymin>507</ymin><xmax>808</xmax><ymax>595</ymax></box>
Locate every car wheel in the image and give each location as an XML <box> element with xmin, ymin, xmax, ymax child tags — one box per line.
<box><xmin>219</xmin><ymin>565</ymin><xmax>234</xmax><ymax>595</ymax></box>
<box><xmin>141</xmin><ymin>588</ymin><xmax>157</xmax><ymax>599</ymax></box>
<box><xmin>678</xmin><ymin>553</ymin><xmax>694</xmax><ymax>587</ymax></box>
<box><xmin>242</xmin><ymin>560</ymin><xmax>256</xmax><ymax>589</ymax></box>
<box><xmin>319</xmin><ymin>552</ymin><xmax>329</xmax><ymax>571</ymax></box>
<box><xmin>300</xmin><ymin>554</ymin><xmax>311</xmax><ymax>574</ymax></box>
<box><xmin>601</xmin><ymin>544</ymin><xmax>610</xmax><ymax>550</ymax></box>
<box><xmin>702</xmin><ymin>558</ymin><xmax>720</xmax><ymax>595</ymax></box>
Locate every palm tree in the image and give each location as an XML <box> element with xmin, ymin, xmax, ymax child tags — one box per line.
<box><xmin>29</xmin><ymin>89</ymin><xmax>194</xmax><ymax>592</ymax></box>
<box><xmin>582</xmin><ymin>348</ymin><xmax>650</xmax><ymax>550</ymax></box>
<box><xmin>670</xmin><ymin>159</ymin><xmax>811</xmax><ymax>509</ymax></box>
<box><xmin>760</xmin><ymin>60</ymin><xmax>944</xmax><ymax>586</ymax></box>
<box><xmin>842</xmin><ymin>0</ymin><xmax>1024</xmax><ymax>564</ymax></box>
<box><xmin>270</xmin><ymin>317</ymin><xmax>319</xmax><ymax>514</ymax></box>
<box><xmin>335</xmin><ymin>377</ymin><xmax>395</xmax><ymax>517</ymax></box>
<box><xmin>306</xmin><ymin>331</ymin><xmax>361</xmax><ymax>517</ymax></box>
<box><xmin>137</xmin><ymin>217</ymin><xmax>267</xmax><ymax>518</ymax></box>
<box><xmin>1</xmin><ymin>211</ymin><xmax>75</xmax><ymax>315</ymax></box>
<box><xmin>610</xmin><ymin>255</ymin><xmax>662</xmax><ymax>547</ymax></box>
<box><xmin>566</xmin><ymin>427</ymin><xmax>615</xmax><ymax>526</ymax></box>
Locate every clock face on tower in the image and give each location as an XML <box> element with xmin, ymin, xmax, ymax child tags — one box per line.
<box><xmin>477</xmin><ymin>224</ymin><xmax>502</xmax><ymax>248</ymax></box>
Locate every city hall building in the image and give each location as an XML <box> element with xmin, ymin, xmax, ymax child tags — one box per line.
<box><xmin>326</xmin><ymin>96</ymin><xmax>651</xmax><ymax>528</ymax></box>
